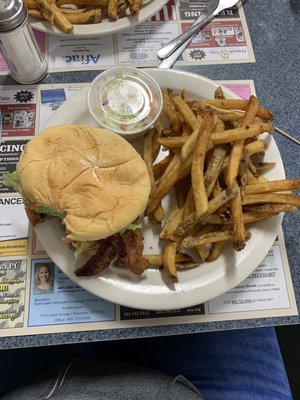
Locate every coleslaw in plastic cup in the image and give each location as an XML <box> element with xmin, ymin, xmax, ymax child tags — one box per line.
<box><xmin>87</xmin><ymin>67</ymin><xmax>163</xmax><ymax>141</ymax></box>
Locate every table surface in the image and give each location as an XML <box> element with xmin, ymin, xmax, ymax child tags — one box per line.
<box><xmin>0</xmin><ymin>0</ymin><xmax>299</xmax><ymax>349</ymax></box>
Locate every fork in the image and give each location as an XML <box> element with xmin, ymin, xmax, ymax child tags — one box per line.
<box><xmin>157</xmin><ymin>0</ymin><xmax>240</xmax><ymax>61</ymax></box>
<box><xmin>158</xmin><ymin>3</ymin><xmax>212</xmax><ymax>69</ymax></box>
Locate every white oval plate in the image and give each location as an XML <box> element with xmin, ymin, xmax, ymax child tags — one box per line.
<box><xmin>29</xmin><ymin>0</ymin><xmax>168</xmax><ymax>36</ymax></box>
<box><xmin>36</xmin><ymin>69</ymin><xmax>284</xmax><ymax>310</ymax></box>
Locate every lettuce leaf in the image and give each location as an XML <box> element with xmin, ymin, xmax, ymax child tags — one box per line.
<box><xmin>3</xmin><ymin>172</ymin><xmax>20</xmax><ymax>192</ymax></box>
<box><xmin>74</xmin><ymin>240</ymin><xmax>98</xmax><ymax>258</ymax></box>
<box><xmin>36</xmin><ymin>206</ymin><xmax>65</xmax><ymax>219</ymax></box>
<box><xmin>120</xmin><ymin>223</ymin><xmax>142</xmax><ymax>234</ymax></box>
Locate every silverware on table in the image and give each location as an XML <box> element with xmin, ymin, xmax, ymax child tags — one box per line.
<box><xmin>158</xmin><ymin>35</ymin><xmax>195</xmax><ymax>69</ymax></box>
<box><xmin>158</xmin><ymin>6</ymin><xmax>210</xmax><ymax>69</ymax></box>
<box><xmin>157</xmin><ymin>0</ymin><xmax>240</xmax><ymax>61</ymax></box>
<box><xmin>274</xmin><ymin>126</ymin><xmax>300</xmax><ymax>146</ymax></box>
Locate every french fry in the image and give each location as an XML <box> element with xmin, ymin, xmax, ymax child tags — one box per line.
<box><xmin>254</xmin><ymin>162</ymin><xmax>276</xmax><ymax>174</ymax></box>
<box><xmin>180</xmin><ymin>127</ymin><xmax>201</xmax><ymax>161</ymax></box>
<box><xmin>59</xmin><ymin>8</ymin><xmax>87</xmax><ymax>14</ymax></box>
<box><xmin>243</xmin><ymin>204</ymin><xmax>297</xmax><ymax>214</ymax></box>
<box><xmin>127</xmin><ymin>0</ymin><xmax>141</xmax><ymax>15</ymax></box>
<box><xmin>242</xmin><ymin>193</ymin><xmax>300</xmax><ymax>207</ymax></box>
<box><xmin>194</xmin><ymin>244</ymin><xmax>209</xmax><ymax>262</ymax></box>
<box><xmin>204</xmin><ymin>145</ymin><xmax>227</xmax><ymax>197</ymax></box>
<box><xmin>201</xmin><ymin>99</ymin><xmax>274</xmax><ymax>120</ymax></box>
<box><xmin>107</xmin><ymin>0</ymin><xmax>118</xmax><ymax>19</ymax></box>
<box><xmin>207</xmin><ymin>240</ymin><xmax>227</xmax><ymax>261</ymax></box>
<box><xmin>201</xmin><ymin>214</ymin><xmax>224</xmax><ymax>224</ymax></box>
<box><xmin>201</xmin><ymin>210</ymin><xmax>278</xmax><ymax>225</ymax></box>
<box><xmin>243</xmin><ymin>140</ymin><xmax>268</xmax><ymax>157</ymax></box>
<box><xmin>62</xmin><ymin>8</ymin><xmax>102</xmax><ymax>23</ymax></box>
<box><xmin>143</xmin><ymin>128</ymin><xmax>156</xmax><ymax>184</ymax></box>
<box><xmin>143</xmin><ymin>253</ymin><xmax>198</xmax><ymax>269</ymax></box>
<box><xmin>182</xmin><ymin>187</ymin><xmax>195</xmax><ymax>219</ymax></box>
<box><xmin>213</xmin><ymin>117</ymin><xmax>226</xmax><ymax>133</ymax></box>
<box><xmin>116</xmin><ymin>0</ymin><xmax>128</xmax><ymax>16</ymax></box>
<box><xmin>171</xmin><ymin>95</ymin><xmax>200</xmax><ymax>132</ymax></box>
<box><xmin>245</xmin><ymin>168</ymin><xmax>260</xmax><ymax>185</ymax></box>
<box><xmin>153</xmin><ymin>155</ymin><xmax>172</xmax><ymax>179</ymax></box>
<box><xmin>180</xmin><ymin>230</ymin><xmax>234</xmax><ymax>249</ymax></box>
<box><xmin>145</xmin><ymin>151</ymin><xmax>192</xmax><ymax>217</ymax></box>
<box><xmin>163</xmin><ymin>241</ymin><xmax>179</xmax><ymax>282</ymax></box>
<box><xmin>158</xmin><ymin>136</ymin><xmax>187</xmax><ymax>149</ymax></box>
<box><xmin>214</xmin><ymin>86</ymin><xmax>225</xmax><ymax>100</ymax></box>
<box><xmin>143</xmin><ymin>129</ymin><xmax>165</xmax><ymax>223</ymax></box>
<box><xmin>180</xmin><ymin>229</ymin><xmax>251</xmax><ymax>250</ymax></box>
<box><xmin>210</xmin><ymin>122</ymin><xmax>274</xmax><ymax>145</ymax></box>
<box><xmin>152</xmin><ymin>118</ymin><xmax>163</xmax><ymax>160</ymax></box>
<box><xmin>151</xmin><ymin>207</ymin><xmax>165</xmax><ymax>224</ymax></box>
<box><xmin>25</xmin><ymin>0</ymin><xmax>38</xmax><ymax>8</ymax></box>
<box><xmin>162</xmin><ymin>90</ymin><xmax>183</xmax><ymax>133</ymax></box>
<box><xmin>175</xmin><ymin>176</ymin><xmax>191</xmax><ymax>208</ymax></box>
<box><xmin>244</xmin><ymin>179</ymin><xmax>300</xmax><ymax>194</ymax></box>
<box><xmin>230</xmin><ymin>187</ymin><xmax>246</xmax><ymax>250</ymax></box>
<box><xmin>28</xmin><ymin>9</ymin><xmax>45</xmax><ymax>18</ymax></box>
<box><xmin>192</xmin><ymin>112</ymin><xmax>215</xmax><ymax>218</ymax></box>
<box><xmin>242</xmin><ymin>212</ymin><xmax>279</xmax><ymax>223</ymax></box>
<box><xmin>190</xmin><ymin>101</ymin><xmax>260</xmax><ymax>124</ymax></box>
<box><xmin>35</xmin><ymin>0</ymin><xmax>73</xmax><ymax>32</ymax></box>
<box><xmin>160</xmin><ymin>207</ymin><xmax>183</xmax><ymax>241</ymax></box>
<box><xmin>175</xmin><ymin>261</ymin><xmax>201</xmax><ymax>269</ymax></box>
<box><xmin>145</xmin><ymin>152</ymin><xmax>180</xmax><ymax>216</ymax></box>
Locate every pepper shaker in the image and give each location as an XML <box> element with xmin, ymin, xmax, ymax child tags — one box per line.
<box><xmin>0</xmin><ymin>0</ymin><xmax>48</xmax><ymax>84</ymax></box>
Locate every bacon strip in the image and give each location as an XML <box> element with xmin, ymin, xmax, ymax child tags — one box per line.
<box><xmin>115</xmin><ymin>229</ymin><xmax>149</xmax><ymax>275</ymax></box>
<box><xmin>75</xmin><ymin>234</ymin><xmax>119</xmax><ymax>276</ymax></box>
<box><xmin>74</xmin><ymin>228</ymin><xmax>149</xmax><ymax>277</ymax></box>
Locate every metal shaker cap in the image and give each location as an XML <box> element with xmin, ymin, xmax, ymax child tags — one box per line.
<box><xmin>0</xmin><ymin>0</ymin><xmax>27</xmax><ymax>32</ymax></box>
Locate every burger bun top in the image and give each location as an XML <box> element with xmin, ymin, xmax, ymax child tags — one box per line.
<box><xmin>16</xmin><ymin>124</ymin><xmax>151</xmax><ymax>241</ymax></box>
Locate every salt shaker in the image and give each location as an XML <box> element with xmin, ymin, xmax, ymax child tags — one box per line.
<box><xmin>0</xmin><ymin>0</ymin><xmax>48</xmax><ymax>84</ymax></box>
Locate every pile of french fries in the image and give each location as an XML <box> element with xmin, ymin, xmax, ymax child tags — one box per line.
<box><xmin>25</xmin><ymin>0</ymin><xmax>145</xmax><ymax>33</ymax></box>
<box><xmin>142</xmin><ymin>87</ymin><xmax>300</xmax><ymax>282</ymax></box>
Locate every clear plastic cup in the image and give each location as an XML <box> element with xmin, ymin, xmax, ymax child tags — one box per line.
<box><xmin>87</xmin><ymin>67</ymin><xmax>163</xmax><ymax>141</ymax></box>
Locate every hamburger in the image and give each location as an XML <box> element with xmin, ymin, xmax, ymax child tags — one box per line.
<box><xmin>4</xmin><ymin>124</ymin><xmax>151</xmax><ymax>277</ymax></box>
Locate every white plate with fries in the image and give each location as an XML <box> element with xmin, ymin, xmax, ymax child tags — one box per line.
<box><xmin>28</xmin><ymin>0</ymin><xmax>169</xmax><ymax>36</ymax></box>
<box><xmin>36</xmin><ymin>69</ymin><xmax>286</xmax><ymax>310</ymax></box>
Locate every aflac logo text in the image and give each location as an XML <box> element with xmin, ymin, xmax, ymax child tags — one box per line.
<box><xmin>64</xmin><ymin>54</ymin><xmax>101</xmax><ymax>65</ymax></box>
